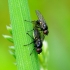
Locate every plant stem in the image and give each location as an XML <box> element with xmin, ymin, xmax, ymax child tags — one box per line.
<box><xmin>8</xmin><ymin>0</ymin><xmax>40</xmax><ymax>70</ymax></box>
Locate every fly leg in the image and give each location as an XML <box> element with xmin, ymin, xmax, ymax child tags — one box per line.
<box><xmin>26</xmin><ymin>32</ymin><xmax>34</xmax><ymax>40</ymax></box>
<box><xmin>24</xmin><ymin>41</ymin><xmax>34</xmax><ymax>46</ymax></box>
<box><xmin>27</xmin><ymin>29</ymin><xmax>34</xmax><ymax>33</ymax></box>
<box><xmin>30</xmin><ymin>45</ymin><xmax>37</xmax><ymax>55</ymax></box>
<box><xmin>30</xmin><ymin>48</ymin><xmax>35</xmax><ymax>55</ymax></box>
<box><xmin>24</xmin><ymin>20</ymin><xmax>36</xmax><ymax>23</ymax></box>
<box><xmin>23</xmin><ymin>32</ymin><xmax>34</xmax><ymax>46</ymax></box>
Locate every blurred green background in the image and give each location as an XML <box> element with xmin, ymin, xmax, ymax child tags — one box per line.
<box><xmin>0</xmin><ymin>0</ymin><xmax>70</xmax><ymax>70</ymax></box>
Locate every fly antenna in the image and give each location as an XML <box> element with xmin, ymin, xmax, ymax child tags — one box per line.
<box><xmin>23</xmin><ymin>41</ymin><xmax>34</xmax><ymax>46</ymax></box>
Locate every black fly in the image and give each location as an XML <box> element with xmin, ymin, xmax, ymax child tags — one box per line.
<box><xmin>25</xmin><ymin>10</ymin><xmax>49</xmax><ymax>35</ymax></box>
<box><xmin>35</xmin><ymin>10</ymin><xmax>49</xmax><ymax>35</ymax></box>
<box><xmin>24</xmin><ymin>27</ymin><xmax>42</xmax><ymax>55</ymax></box>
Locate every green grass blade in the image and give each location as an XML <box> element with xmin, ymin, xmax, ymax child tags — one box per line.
<box><xmin>8</xmin><ymin>0</ymin><xmax>40</xmax><ymax>70</ymax></box>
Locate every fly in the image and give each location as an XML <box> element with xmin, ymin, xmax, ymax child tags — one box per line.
<box><xmin>24</xmin><ymin>27</ymin><xmax>42</xmax><ymax>55</ymax></box>
<box><xmin>35</xmin><ymin>10</ymin><xmax>49</xmax><ymax>35</ymax></box>
<box><xmin>25</xmin><ymin>10</ymin><xmax>49</xmax><ymax>35</ymax></box>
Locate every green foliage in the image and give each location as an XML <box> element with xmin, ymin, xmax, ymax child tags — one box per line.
<box><xmin>3</xmin><ymin>25</ymin><xmax>15</xmax><ymax>58</ymax></box>
<box><xmin>2</xmin><ymin>35</ymin><xmax>13</xmax><ymax>43</ymax></box>
<box><xmin>9</xmin><ymin>50</ymin><xmax>16</xmax><ymax>59</ymax></box>
<box><xmin>9</xmin><ymin>46</ymin><xmax>15</xmax><ymax>51</ymax></box>
<box><xmin>6</xmin><ymin>25</ymin><xmax>12</xmax><ymax>34</ymax></box>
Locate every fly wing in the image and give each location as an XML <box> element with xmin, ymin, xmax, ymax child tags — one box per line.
<box><xmin>33</xmin><ymin>28</ymin><xmax>40</xmax><ymax>39</ymax></box>
<box><xmin>35</xmin><ymin>10</ymin><xmax>46</xmax><ymax>24</ymax></box>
